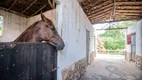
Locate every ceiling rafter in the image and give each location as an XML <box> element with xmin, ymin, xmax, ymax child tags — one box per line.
<box><xmin>87</xmin><ymin>3</ymin><xmax>113</xmax><ymax>16</ymax></box>
<box><xmin>82</xmin><ymin>0</ymin><xmax>105</xmax><ymax>9</ymax></box>
<box><xmin>116</xmin><ymin>1</ymin><xmax>142</xmax><ymax>6</ymax></box>
<box><xmin>88</xmin><ymin>7</ymin><xmax>112</xmax><ymax>18</ymax></box>
<box><xmin>116</xmin><ymin>6</ymin><xmax>142</xmax><ymax>10</ymax></box>
<box><xmin>21</xmin><ymin>0</ymin><xmax>37</xmax><ymax>14</ymax></box>
<box><xmin>90</xmin><ymin>11</ymin><xmax>111</xmax><ymax>20</ymax></box>
<box><xmin>8</xmin><ymin>0</ymin><xmax>18</xmax><ymax>10</ymax></box>
<box><xmin>116</xmin><ymin>9</ymin><xmax>142</xmax><ymax>13</ymax></box>
<box><xmin>30</xmin><ymin>5</ymin><xmax>46</xmax><ymax>17</ymax></box>
<box><xmin>92</xmin><ymin>18</ymin><xmax>141</xmax><ymax>24</ymax></box>
<box><xmin>85</xmin><ymin>0</ymin><xmax>113</xmax><ymax>12</ymax></box>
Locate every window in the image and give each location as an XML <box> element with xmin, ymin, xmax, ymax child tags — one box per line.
<box><xmin>0</xmin><ymin>16</ymin><xmax>3</xmax><ymax>36</ymax></box>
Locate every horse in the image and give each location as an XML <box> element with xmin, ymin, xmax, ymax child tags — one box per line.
<box><xmin>14</xmin><ymin>13</ymin><xmax>65</xmax><ymax>50</ymax></box>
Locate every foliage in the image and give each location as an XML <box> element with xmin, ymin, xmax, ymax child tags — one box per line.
<box><xmin>0</xmin><ymin>16</ymin><xmax>3</xmax><ymax>35</ymax></box>
<box><xmin>99</xmin><ymin>21</ymin><xmax>136</xmax><ymax>50</ymax></box>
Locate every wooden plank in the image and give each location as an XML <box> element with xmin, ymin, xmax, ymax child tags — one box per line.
<box><xmin>0</xmin><ymin>42</ymin><xmax>57</xmax><ymax>80</ymax></box>
<box><xmin>21</xmin><ymin>0</ymin><xmax>37</xmax><ymax>14</ymax></box>
<box><xmin>116</xmin><ymin>6</ymin><xmax>142</xmax><ymax>10</ymax></box>
<box><xmin>86</xmin><ymin>3</ymin><xmax>113</xmax><ymax>16</ymax></box>
<box><xmin>29</xmin><ymin>44</ymin><xmax>36</xmax><ymax>80</ymax></box>
<box><xmin>8</xmin><ymin>0</ymin><xmax>18</xmax><ymax>10</ymax></box>
<box><xmin>116</xmin><ymin>10</ymin><xmax>142</xmax><ymax>13</ymax></box>
<box><xmin>116</xmin><ymin>2</ymin><xmax>142</xmax><ymax>6</ymax></box>
<box><xmin>0</xmin><ymin>43</ymin><xmax>13</xmax><ymax>80</ymax></box>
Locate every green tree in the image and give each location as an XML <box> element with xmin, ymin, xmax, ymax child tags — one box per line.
<box><xmin>99</xmin><ymin>21</ymin><xmax>136</xmax><ymax>50</ymax></box>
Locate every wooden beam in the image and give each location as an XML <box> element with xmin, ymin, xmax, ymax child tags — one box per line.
<box><xmin>91</xmin><ymin>15</ymin><xmax>111</xmax><ymax>23</ymax></box>
<box><xmin>8</xmin><ymin>0</ymin><xmax>18</xmax><ymax>10</ymax></box>
<box><xmin>30</xmin><ymin>5</ymin><xmax>46</xmax><ymax>17</ymax></box>
<box><xmin>116</xmin><ymin>10</ymin><xmax>142</xmax><ymax>13</ymax></box>
<box><xmin>88</xmin><ymin>8</ymin><xmax>112</xmax><ymax>18</ymax></box>
<box><xmin>0</xmin><ymin>7</ymin><xmax>28</xmax><ymax>18</ymax></box>
<box><xmin>83</xmin><ymin>0</ymin><xmax>106</xmax><ymax>9</ymax></box>
<box><xmin>85</xmin><ymin>0</ymin><xmax>113</xmax><ymax>12</ymax></box>
<box><xmin>116</xmin><ymin>2</ymin><xmax>142</xmax><ymax>6</ymax></box>
<box><xmin>48</xmin><ymin>0</ymin><xmax>55</xmax><ymax>9</ymax></box>
<box><xmin>87</xmin><ymin>3</ymin><xmax>113</xmax><ymax>16</ymax></box>
<box><xmin>92</xmin><ymin>18</ymin><xmax>141</xmax><ymax>24</ymax></box>
<box><xmin>112</xmin><ymin>0</ymin><xmax>116</xmax><ymax>20</ymax></box>
<box><xmin>90</xmin><ymin>11</ymin><xmax>111</xmax><ymax>19</ymax></box>
<box><xmin>96</xmin><ymin>28</ymin><xmax>127</xmax><ymax>30</ymax></box>
<box><xmin>116</xmin><ymin>12</ymin><xmax>142</xmax><ymax>16</ymax></box>
<box><xmin>116</xmin><ymin>6</ymin><xmax>142</xmax><ymax>10</ymax></box>
<box><xmin>21</xmin><ymin>0</ymin><xmax>37</xmax><ymax>14</ymax></box>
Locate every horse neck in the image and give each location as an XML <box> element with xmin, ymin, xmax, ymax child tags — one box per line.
<box><xmin>14</xmin><ymin>22</ymin><xmax>41</xmax><ymax>42</ymax></box>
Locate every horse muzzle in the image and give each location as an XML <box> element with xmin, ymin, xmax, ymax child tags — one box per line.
<box><xmin>56</xmin><ymin>41</ymin><xmax>65</xmax><ymax>50</ymax></box>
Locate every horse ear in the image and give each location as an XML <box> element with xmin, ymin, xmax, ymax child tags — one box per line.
<box><xmin>41</xmin><ymin>13</ymin><xmax>47</xmax><ymax>21</ymax></box>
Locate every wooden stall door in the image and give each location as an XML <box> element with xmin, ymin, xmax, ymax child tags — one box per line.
<box><xmin>0</xmin><ymin>43</ymin><xmax>57</xmax><ymax>80</ymax></box>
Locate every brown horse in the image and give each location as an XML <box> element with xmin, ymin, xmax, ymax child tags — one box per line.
<box><xmin>14</xmin><ymin>13</ymin><xmax>65</xmax><ymax>50</ymax></box>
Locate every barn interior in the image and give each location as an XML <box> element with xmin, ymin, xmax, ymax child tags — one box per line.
<box><xmin>0</xmin><ymin>0</ymin><xmax>142</xmax><ymax>24</ymax></box>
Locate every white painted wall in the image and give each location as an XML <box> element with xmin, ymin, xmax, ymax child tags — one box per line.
<box><xmin>56</xmin><ymin>0</ymin><xmax>94</xmax><ymax>80</ymax></box>
<box><xmin>126</xmin><ymin>20</ymin><xmax>142</xmax><ymax>57</ymax></box>
<box><xmin>126</xmin><ymin>25</ymin><xmax>136</xmax><ymax>53</ymax></box>
<box><xmin>136</xmin><ymin>20</ymin><xmax>142</xmax><ymax>56</ymax></box>
<box><xmin>0</xmin><ymin>9</ymin><xmax>56</xmax><ymax>42</ymax></box>
<box><xmin>0</xmin><ymin>10</ymin><xmax>28</xmax><ymax>42</ymax></box>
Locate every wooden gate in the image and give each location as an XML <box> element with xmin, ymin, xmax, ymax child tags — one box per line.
<box><xmin>0</xmin><ymin>42</ymin><xmax>57</xmax><ymax>80</ymax></box>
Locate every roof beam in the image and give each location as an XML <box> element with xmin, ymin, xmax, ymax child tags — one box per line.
<box><xmin>91</xmin><ymin>15</ymin><xmax>111</xmax><ymax>23</ymax></box>
<box><xmin>116</xmin><ymin>12</ymin><xmax>142</xmax><ymax>16</ymax></box>
<box><xmin>82</xmin><ymin>0</ymin><xmax>104</xmax><ymax>9</ymax></box>
<box><xmin>92</xmin><ymin>18</ymin><xmax>141</xmax><ymax>24</ymax></box>
<box><xmin>48</xmin><ymin>0</ymin><xmax>55</xmax><ymax>9</ymax></box>
<box><xmin>0</xmin><ymin>7</ymin><xmax>28</xmax><ymax>17</ymax></box>
<box><xmin>87</xmin><ymin>3</ymin><xmax>113</xmax><ymax>16</ymax></box>
<box><xmin>88</xmin><ymin>7</ymin><xmax>112</xmax><ymax>18</ymax></box>
<box><xmin>116</xmin><ymin>2</ymin><xmax>142</xmax><ymax>6</ymax></box>
<box><xmin>85</xmin><ymin>0</ymin><xmax>113</xmax><ymax>12</ymax></box>
<box><xmin>8</xmin><ymin>0</ymin><xmax>18</xmax><ymax>10</ymax></box>
<box><xmin>30</xmin><ymin>5</ymin><xmax>46</xmax><ymax>17</ymax></box>
<box><xmin>116</xmin><ymin>10</ymin><xmax>142</xmax><ymax>13</ymax></box>
<box><xmin>90</xmin><ymin>12</ymin><xmax>111</xmax><ymax>20</ymax></box>
<box><xmin>116</xmin><ymin>6</ymin><xmax>142</xmax><ymax>10</ymax></box>
<box><xmin>21</xmin><ymin>0</ymin><xmax>37</xmax><ymax>14</ymax></box>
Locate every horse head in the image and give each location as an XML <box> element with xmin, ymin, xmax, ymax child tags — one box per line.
<box><xmin>39</xmin><ymin>13</ymin><xmax>65</xmax><ymax>50</ymax></box>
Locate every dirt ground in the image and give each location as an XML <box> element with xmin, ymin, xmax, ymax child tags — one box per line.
<box><xmin>80</xmin><ymin>54</ymin><xmax>142</xmax><ymax>80</ymax></box>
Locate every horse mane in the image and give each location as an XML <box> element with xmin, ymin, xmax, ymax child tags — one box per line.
<box><xmin>14</xmin><ymin>20</ymin><xmax>41</xmax><ymax>42</ymax></box>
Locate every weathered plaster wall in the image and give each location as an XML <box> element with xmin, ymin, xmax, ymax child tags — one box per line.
<box><xmin>126</xmin><ymin>20</ymin><xmax>142</xmax><ymax>69</ymax></box>
<box><xmin>126</xmin><ymin>25</ymin><xmax>136</xmax><ymax>53</ymax></box>
<box><xmin>0</xmin><ymin>9</ymin><xmax>56</xmax><ymax>42</ymax></box>
<box><xmin>136</xmin><ymin>20</ymin><xmax>142</xmax><ymax>56</ymax></box>
<box><xmin>136</xmin><ymin>20</ymin><xmax>142</xmax><ymax>69</ymax></box>
<box><xmin>0</xmin><ymin>10</ymin><xmax>28</xmax><ymax>42</ymax></box>
<box><xmin>56</xmin><ymin>0</ymin><xmax>95</xmax><ymax>80</ymax></box>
